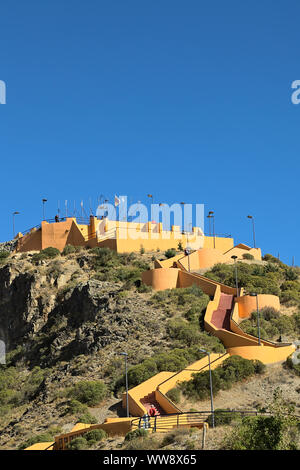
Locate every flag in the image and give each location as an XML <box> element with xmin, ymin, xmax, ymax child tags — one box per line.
<box><xmin>114</xmin><ymin>195</ymin><xmax>120</xmax><ymax>207</ymax></box>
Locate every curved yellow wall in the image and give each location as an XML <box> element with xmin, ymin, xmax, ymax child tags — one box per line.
<box><xmin>142</xmin><ymin>268</ymin><xmax>180</xmax><ymax>291</ymax></box>
<box><xmin>237</xmin><ymin>294</ymin><xmax>280</xmax><ymax>319</ymax></box>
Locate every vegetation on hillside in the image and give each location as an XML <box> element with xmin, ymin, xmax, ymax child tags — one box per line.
<box><xmin>0</xmin><ymin>247</ymin><xmax>299</xmax><ymax>450</ymax></box>
<box><xmin>179</xmin><ymin>355</ymin><xmax>265</xmax><ymax>401</ymax></box>
<box><xmin>222</xmin><ymin>388</ymin><xmax>299</xmax><ymax>450</ymax></box>
<box><xmin>240</xmin><ymin>306</ymin><xmax>300</xmax><ymax>342</ymax></box>
<box><xmin>205</xmin><ymin>255</ymin><xmax>300</xmax><ymax>305</ymax></box>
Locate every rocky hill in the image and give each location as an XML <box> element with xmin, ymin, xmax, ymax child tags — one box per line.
<box><xmin>0</xmin><ymin>246</ymin><xmax>299</xmax><ymax>450</ymax></box>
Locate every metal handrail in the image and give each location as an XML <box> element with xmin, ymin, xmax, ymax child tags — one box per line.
<box><xmin>156</xmin><ymin>352</ymin><xmax>228</xmax><ymax>389</ymax></box>
<box><xmin>131</xmin><ymin>409</ymin><xmax>300</xmax><ymax>432</ymax></box>
<box><xmin>204</xmin><ymin>233</ymin><xmax>232</xmax><ymax>238</ymax></box>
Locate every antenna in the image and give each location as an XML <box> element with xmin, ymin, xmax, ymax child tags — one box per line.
<box><xmin>89</xmin><ymin>198</ymin><xmax>93</xmax><ymax>216</ymax></box>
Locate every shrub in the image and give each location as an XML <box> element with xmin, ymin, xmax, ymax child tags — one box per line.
<box><xmin>165</xmin><ymin>248</ymin><xmax>177</xmax><ymax>259</ymax></box>
<box><xmin>67</xmin><ymin>437</ymin><xmax>88</xmax><ymax>450</ymax></box>
<box><xmin>76</xmin><ymin>412</ymin><xmax>98</xmax><ymax>424</ymax></box>
<box><xmin>65</xmin><ymin>399</ymin><xmax>88</xmax><ymax>415</ymax></box>
<box><xmin>206</xmin><ymin>409</ymin><xmax>237</xmax><ymax>427</ymax></box>
<box><xmin>180</xmin><ymin>355</ymin><xmax>262</xmax><ymax>401</ymax></box>
<box><xmin>166</xmin><ymin>387</ymin><xmax>181</xmax><ymax>404</ymax></box>
<box><xmin>19</xmin><ymin>432</ymin><xmax>55</xmax><ymax>450</ymax></box>
<box><xmin>85</xmin><ymin>429</ymin><xmax>107</xmax><ymax>442</ymax></box>
<box><xmin>125</xmin><ymin>436</ymin><xmax>159</xmax><ymax>450</ymax></box>
<box><xmin>286</xmin><ymin>357</ymin><xmax>300</xmax><ymax>376</ymax></box>
<box><xmin>0</xmin><ymin>250</ymin><xmax>9</xmax><ymax>260</ymax></box>
<box><xmin>137</xmin><ymin>283</ymin><xmax>152</xmax><ymax>293</ymax></box>
<box><xmin>31</xmin><ymin>247</ymin><xmax>60</xmax><ymax>263</ymax></box>
<box><xmin>242</xmin><ymin>253</ymin><xmax>254</xmax><ymax>260</ymax></box>
<box><xmin>68</xmin><ymin>380</ymin><xmax>107</xmax><ymax>406</ymax></box>
<box><xmin>222</xmin><ymin>389</ymin><xmax>299</xmax><ymax>450</ymax></box>
<box><xmin>167</xmin><ymin>319</ymin><xmax>201</xmax><ymax>346</ymax></box>
<box><xmin>91</xmin><ymin>247</ymin><xmax>118</xmax><ymax>268</ymax></box>
<box><xmin>62</xmin><ymin>244</ymin><xmax>76</xmax><ymax>255</ymax></box>
<box><xmin>125</xmin><ymin>428</ymin><xmax>149</xmax><ymax>441</ymax></box>
<box><xmin>161</xmin><ymin>428</ymin><xmax>190</xmax><ymax>447</ymax></box>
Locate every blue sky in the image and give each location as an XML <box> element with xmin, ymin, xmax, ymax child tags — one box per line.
<box><xmin>0</xmin><ymin>1</ymin><xmax>299</xmax><ymax>264</ymax></box>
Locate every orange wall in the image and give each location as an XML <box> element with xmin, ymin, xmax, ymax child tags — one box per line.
<box><xmin>17</xmin><ymin>228</ymin><xmax>42</xmax><ymax>252</ymax></box>
<box><xmin>237</xmin><ymin>294</ymin><xmax>280</xmax><ymax>319</ymax></box>
<box><xmin>142</xmin><ymin>268</ymin><xmax>180</xmax><ymax>291</ymax></box>
<box><xmin>203</xmin><ymin>236</ymin><xmax>234</xmax><ymax>251</ymax></box>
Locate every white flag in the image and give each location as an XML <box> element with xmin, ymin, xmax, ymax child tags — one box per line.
<box><xmin>114</xmin><ymin>195</ymin><xmax>120</xmax><ymax>207</ymax></box>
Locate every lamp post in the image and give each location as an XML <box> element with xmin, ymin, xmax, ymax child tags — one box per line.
<box><xmin>185</xmin><ymin>243</ymin><xmax>191</xmax><ymax>273</ymax></box>
<box><xmin>208</xmin><ymin>211</ymin><xmax>215</xmax><ymax>248</ymax></box>
<box><xmin>119</xmin><ymin>352</ymin><xmax>129</xmax><ymax>417</ymax></box>
<box><xmin>42</xmin><ymin>198</ymin><xmax>47</xmax><ymax>221</ymax></box>
<box><xmin>12</xmin><ymin>211</ymin><xmax>20</xmax><ymax>238</ymax></box>
<box><xmin>147</xmin><ymin>194</ymin><xmax>154</xmax><ymax>220</ymax></box>
<box><xmin>207</xmin><ymin>215</ymin><xmax>212</xmax><ymax>236</ymax></box>
<box><xmin>249</xmin><ymin>293</ymin><xmax>261</xmax><ymax>345</ymax></box>
<box><xmin>199</xmin><ymin>348</ymin><xmax>214</xmax><ymax>428</ymax></box>
<box><xmin>231</xmin><ymin>255</ymin><xmax>239</xmax><ymax>297</ymax></box>
<box><xmin>247</xmin><ymin>215</ymin><xmax>256</xmax><ymax>248</ymax></box>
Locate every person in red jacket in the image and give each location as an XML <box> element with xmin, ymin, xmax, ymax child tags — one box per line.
<box><xmin>148</xmin><ymin>406</ymin><xmax>156</xmax><ymax>417</ymax></box>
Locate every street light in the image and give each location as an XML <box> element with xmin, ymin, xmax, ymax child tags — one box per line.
<box><xmin>42</xmin><ymin>198</ymin><xmax>47</xmax><ymax>220</ymax></box>
<box><xmin>247</xmin><ymin>215</ymin><xmax>256</xmax><ymax>248</ymax></box>
<box><xmin>148</xmin><ymin>194</ymin><xmax>154</xmax><ymax>222</ymax></box>
<box><xmin>12</xmin><ymin>211</ymin><xmax>20</xmax><ymax>238</ymax></box>
<box><xmin>206</xmin><ymin>215</ymin><xmax>212</xmax><ymax>236</ymax></box>
<box><xmin>249</xmin><ymin>293</ymin><xmax>261</xmax><ymax>346</ymax></box>
<box><xmin>231</xmin><ymin>255</ymin><xmax>239</xmax><ymax>297</ymax></box>
<box><xmin>199</xmin><ymin>348</ymin><xmax>214</xmax><ymax>428</ymax></box>
<box><xmin>119</xmin><ymin>352</ymin><xmax>129</xmax><ymax>417</ymax></box>
<box><xmin>208</xmin><ymin>211</ymin><xmax>215</xmax><ymax>249</ymax></box>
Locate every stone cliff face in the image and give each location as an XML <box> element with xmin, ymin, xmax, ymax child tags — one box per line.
<box><xmin>0</xmin><ymin>254</ymin><xmax>165</xmax><ymax>368</ymax></box>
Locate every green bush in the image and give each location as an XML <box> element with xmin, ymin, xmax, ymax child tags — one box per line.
<box><xmin>65</xmin><ymin>399</ymin><xmax>88</xmax><ymax>415</ymax></box>
<box><xmin>0</xmin><ymin>250</ymin><xmax>9</xmax><ymax>260</ymax></box>
<box><xmin>286</xmin><ymin>356</ymin><xmax>300</xmax><ymax>376</ymax></box>
<box><xmin>68</xmin><ymin>380</ymin><xmax>107</xmax><ymax>406</ymax></box>
<box><xmin>222</xmin><ymin>389</ymin><xmax>299</xmax><ymax>450</ymax></box>
<box><xmin>76</xmin><ymin>412</ymin><xmax>98</xmax><ymax>424</ymax></box>
<box><xmin>206</xmin><ymin>409</ymin><xmax>237</xmax><ymax>427</ymax></box>
<box><xmin>205</xmin><ymin>261</ymin><xmax>299</xmax><ymax>302</ymax></box>
<box><xmin>125</xmin><ymin>429</ymin><xmax>149</xmax><ymax>441</ymax></box>
<box><xmin>166</xmin><ymin>387</ymin><xmax>181</xmax><ymax>404</ymax></box>
<box><xmin>19</xmin><ymin>432</ymin><xmax>55</xmax><ymax>450</ymax></box>
<box><xmin>165</xmin><ymin>248</ymin><xmax>177</xmax><ymax>259</ymax></box>
<box><xmin>180</xmin><ymin>356</ymin><xmax>264</xmax><ymax>401</ymax></box>
<box><xmin>242</xmin><ymin>253</ymin><xmax>254</xmax><ymax>260</ymax></box>
<box><xmin>167</xmin><ymin>319</ymin><xmax>202</xmax><ymax>346</ymax></box>
<box><xmin>115</xmin><ymin>347</ymin><xmax>209</xmax><ymax>392</ymax></box>
<box><xmin>31</xmin><ymin>247</ymin><xmax>60</xmax><ymax>263</ymax></box>
<box><xmin>85</xmin><ymin>429</ymin><xmax>107</xmax><ymax>442</ymax></box>
<box><xmin>91</xmin><ymin>247</ymin><xmax>119</xmax><ymax>268</ymax></box>
<box><xmin>62</xmin><ymin>244</ymin><xmax>76</xmax><ymax>255</ymax></box>
<box><xmin>240</xmin><ymin>308</ymin><xmax>298</xmax><ymax>341</ymax></box>
<box><xmin>67</xmin><ymin>437</ymin><xmax>88</xmax><ymax>450</ymax></box>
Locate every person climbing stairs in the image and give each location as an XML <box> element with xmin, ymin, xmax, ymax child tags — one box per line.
<box><xmin>141</xmin><ymin>392</ymin><xmax>165</xmax><ymax>415</ymax></box>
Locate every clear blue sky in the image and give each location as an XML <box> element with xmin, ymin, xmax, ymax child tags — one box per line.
<box><xmin>0</xmin><ymin>1</ymin><xmax>299</xmax><ymax>264</ymax></box>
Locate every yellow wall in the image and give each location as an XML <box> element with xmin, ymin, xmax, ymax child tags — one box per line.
<box><xmin>122</xmin><ymin>372</ymin><xmax>174</xmax><ymax>417</ymax></box>
<box><xmin>237</xmin><ymin>294</ymin><xmax>280</xmax><ymax>319</ymax></box>
<box><xmin>203</xmin><ymin>236</ymin><xmax>234</xmax><ymax>252</ymax></box>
